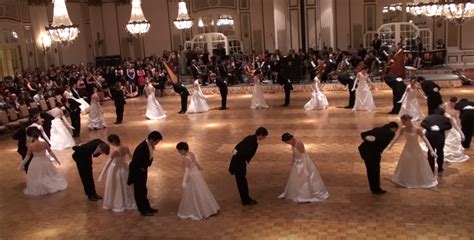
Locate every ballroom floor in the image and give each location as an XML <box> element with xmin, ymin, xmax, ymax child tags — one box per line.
<box><xmin>1</xmin><ymin>88</ymin><xmax>473</xmax><ymax>239</ymax></box>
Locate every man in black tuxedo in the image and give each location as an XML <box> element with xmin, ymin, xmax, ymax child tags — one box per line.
<box><xmin>68</xmin><ymin>79</ymin><xmax>82</xmax><ymax>137</ymax></box>
<box><xmin>229</xmin><ymin>127</ymin><xmax>268</xmax><ymax>205</ymax></box>
<box><xmin>128</xmin><ymin>131</ymin><xmax>162</xmax><ymax>216</ymax></box>
<box><xmin>417</xmin><ymin>76</ymin><xmax>443</xmax><ymax>115</ymax></box>
<box><xmin>338</xmin><ymin>72</ymin><xmax>355</xmax><ymax>108</ymax></box>
<box><xmin>358</xmin><ymin>122</ymin><xmax>398</xmax><ymax>194</ymax></box>
<box><xmin>385</xmin><ymin>76</ymin><xmax>407</xmax><ymax>114</ymax></box>
<box><xmin>111</xmin><ymin>82</ymin><xmax>126</xmax><ymax>124</ymax></box>
<box><xmin>372</xmin><ymin>33</ymin><xmax>382</xmax><ymax>55</ymax></box>
<box><xmin>72</xmin><ymin>139</ymin><xmax>110</xmax><ymax>201</ymax></box>
<box><xmin>421</xmin><ymin>107</ymin><xmax>452</xmax><ymax>173</ymax></box>
<box><xmin>212</xmin><ymin>73</ymin><xmax>228</xmax><ymax>110</ymax></box>
<box><xmin>39</xmin><ymin>111</ymin><xmax>54</xmax><ymax>139</ymax></box>
<box><xmin>455</xmin><ymin>99</ymin><xmax>474</xmax><ymax>149</ymax></box>
<box><xmin>276</xmin><ymin>71</ymin><xmax>293</xmax><ymax>107</ymax></box>
<box><xmin>173</xmin><ymin>82</ymin><xmax>189</xmax><ymax>114</ymax></box>
<box><xmin>190</xmin><ymin>60</ymin><xmax>201</xmax><ymax>80</ymax></box>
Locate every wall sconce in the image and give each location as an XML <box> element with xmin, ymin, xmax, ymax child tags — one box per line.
<box><xmin>41</xmin><ymin>34</ymin><xmax>52</xmax><ymax>54</ymax></box>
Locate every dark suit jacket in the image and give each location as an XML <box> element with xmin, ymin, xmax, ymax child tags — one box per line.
<box><xmin>215</xmin><ymin>78</ymin><xmax>228</xmax><ymax>95</ymax></box>
<box><xmin>420</xmin><ymin>80</ymin><xmax>441</xmax><ymax>96</ymax></box>
<box><xmin>173</xmin><ymin>84</ymin><xmax>190</xmax><ymax>97</ymax></box>
<box><xmin>13</xmin><ymin>127</ymin><xmax>29</xmax><ymax>156</ymax></box>
<box><xmin>277</xmin><ymin>74</ymin><xmax>293</xmax><ymax>91</ymax></box>
<box><xmin>72</xmin><ymin>139</ymin><xmax>105</xmax><ymax>161</ymax></box>
<box><xmin>111</xmin><ymin>88</ymin><xmax>126</xmax><ymax>106</ymax></box>
<box><xmin>229</xmin><ymin>135</ymin><xmax>258</xmax><ymax>175</ymax></box>
<box><xmin>358</xmin><ymin>127</ymin><xmax>395</xmax><ymax>156</ymax></box>
<box><xmin>421</xmin><ymin>115</ymin><xmax>452</xmax><ymax>136</ymax></box>
<box><xmin>455</xmin><ymin>100</ymin><xmax>474</xmax><ymax>113</ymax></box>
<box><xmin>128</xmin><ymin>140</ymin><xmax>152</xmax><ymax>185</ymax></box>
<box><xmin>40</xmin><ymin>112</ymin><xmax>54</xmax><ymax>138</ymax></box>
<box><xmin>190</xmin><ymin>65</ymin><xmax>201</xmax><ymax>79</ymax></box>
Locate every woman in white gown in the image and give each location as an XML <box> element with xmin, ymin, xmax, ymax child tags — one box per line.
<box><xmin>99</xmin><ymin>134</ymin><xmax>136</xmax><ymax>212</ymax></box>
<box><xmin>88</xmin><ymin>88</ymin><xmax>107</xmax><ymax>130</ymax></box>
<box><xmin>352</xmin><ymin>67</ymin><xmax>376</xmax><ymax>111</ymax></box>
<box><xmin>176</xmin><ymin>142</ymin><xmax>219</xmax><ymax>220</ymax></box>
<box><xmin>389</xmin><ymin>114</ymin><xmax>438</xmax><ymax>188</ymax></box>
<box><xmin>187</xmin><ymin>79</ymin><xmax>210</xmax><ymax>113</ymax></box>
<box><xmin>48</xmin><ymin>104</ymin><xmax>76</xmax><ymax>151</ymax></box>
<box><xmin>278</xmin><ymin>133</ymin><xmax>329</xmax><ymax>202</ymax></box>
<box><xmin>145</xmin><ymin>83</ymin><xmax>167</xmax><ymax>119</ymax></box>
<box><xmin>18</xmin><ymin>128</ymin><xmax>67</xmax><ymax>196</ymax></box>
<box><xmin>398</xmin><ymin>79</ymin><xmax>426</xmax><ymax>121</ymax></box>
<box><xmin>443</xmin><ymin>97</ymin><xmax>469</xmax><ymax>163</ymax></box>
<box><xmin>250</xmin><ymin>70</ymin><xmax>269</xmax><ymax>109</ymax></box>
<box><xmin>304</xmin><ymin>74</ymin><xmax>329</xmax><ymax>111</ymax></box>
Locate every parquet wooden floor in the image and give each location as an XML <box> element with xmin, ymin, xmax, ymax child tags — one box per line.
<box><xmin>1</xmin><ymin>88</ymin><xmax>473</xmax><ymax>239</ymax></box>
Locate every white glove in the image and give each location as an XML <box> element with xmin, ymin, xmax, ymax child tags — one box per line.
<box><xmin>430</xmin><ymin>151</ymin><xmax>438</xmax><ymax>158</ymax></box>
<box><xmin>232</xmin><ymin>149</ymin><xmax>237</xmax><ymax>155</ymax></box>
<box><xmin>365</xmin><ymin>136</ymin><xmax>376</xmax><ymax>142</ymax></box>
<box><xmin>430</xmin><ymin>125</ymin><xmax>440</xmax><ymax>131</ymax></box>
<box><xmin>433</xmin><ymin>88</ymin><xmax>439</xmax><ymax>92</ymax></box>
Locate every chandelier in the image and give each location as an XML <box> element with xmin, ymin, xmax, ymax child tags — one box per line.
<box><xmin>216</xmin><ymin>14</ymin><xmax>234</xmax><ymax>26</ymax></box>
<box><xmin>403</xmin><ymin>1</ymin><xmax>474</xmax><ymax>24</ymax></box>
<box><xmin>45</xmin><ymin>0</ymin><xmax>79</xmax><ymax>45</ymax></box>
<box><xmin>174</xmin><ymin>1</ymin><xmax>193</xmax><ymax>30</ymax></box>
<box><xmin>126</xmin><ymin>0</ymin><xmax>151</xmax><ymax>36</ymax></box>
<box><xmin>382</xmin><ymin>3</ymin><xmax>403</xmax><ymax>13</ymax></box>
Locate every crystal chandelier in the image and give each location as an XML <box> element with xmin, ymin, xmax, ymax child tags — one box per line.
<box><xmin>404</xmin><ymin>1</ymin><xmax>474</xmax><ymax>24</ymax></box>
<box><xmin>174</xmin><ymin>1</ymin><xmax>193</xmax><ymax>30</ymax></box>
<box><xmin>383</xmin><ymin>3</ymin><xmax>403</xmax><ymax>13</ymax></box>
<box><xmin>126</xmin><ymin>0</ymin><xmax>151</xmax><ymax>36</ymax></box>
<box><xmin>216</xmin><ymin>14</ymin><xmax>234</xmax><ymax>26</ymax></box>
<box><xmin>45</xmin><ymin>0</ymin><xmax>79</xmax><ymax>45</ymax></box>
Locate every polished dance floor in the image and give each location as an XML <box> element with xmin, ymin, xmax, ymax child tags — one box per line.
<box><xmin>1</xmin><ymin>88</ymin><xmax>473</xmax><ymax>239</ymax></box>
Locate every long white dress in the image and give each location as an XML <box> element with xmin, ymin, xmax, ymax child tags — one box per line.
<box><xmin>304</xmin><ymin>78</ymin><xmax>328</xmax><ymax>110</ymax></box>
<box><xmin>398</xmin><ymin>85</ymin><xmax>425</xmax><ymax>121</ymax></box>
<box><xmin>49</xmin><ymin>108</ymin><xmax>76</xmax><ymax>151</ymax></box>
<box><xmin>443</xmin><ymin>109</ymin><xmax>469</xmax><ymax>163</ymax></box>
<box><xmin>250</xmin><ymin>77</ymin><xmax>269</xmax><ymax>109</ymax></box>
<box><xmin>23</xmin><ymin>148</ymin><xmax>67</xmax><ymax>196</ymax></box>
<box><xmin>187</xmin><ymin>80</ymin><xmax>210</xmax><ymax>113</ymax></box>
<box><xmin>352</xmin><ymin>72</ymin><xmax>376</xmax><ymax>111</ymax></box>
<box><xmin>278</xmin><ymin>146</ymin><xmax>329</xmax><ymax>202</ymax></box>
<box><xmin>99</xmin><ymin>154</ymin><xmax>136</xmax><ymax>212</ymax></box>
<box><xmin>88</xmin><ymin>95</ymin><xmax>107</xmax><ymax>129</ymax></box>
<box><xmin>178</xmin><ymin>153</ymin><xmax>219</xmax><ymax>220</ymax></box>
<box><xmin>391</xmin><ymin>131</ymin><xmax>438</xmax><ymax>188</ymax></box>
<box><xmin>145</xmin><ymin>84</ymin><xmax>167</xmax><ymax>120</ymax></box>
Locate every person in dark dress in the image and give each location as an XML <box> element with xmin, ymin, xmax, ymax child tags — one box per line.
<box><xmin>421</xmin><ymin>107</ymin><xmax>452</xmax><ymax>173</ymax></box>
<box><xmin>417</xmin><ymin>76</ymin><xmax>443</xmax><ymax>115</ymax></box>
<box><xmin>111</xmin><ymin>82</ymin><xmax>126</xmax><ymax>124</ymax></box>
<box><xmin>127</xmin><ymin>131</ymin><xmax>163</xmax><ymax>216</ymax></box>
<box><xmin>385</xmin><ymin>76</ymin><xmax>407</xmax><ymax>114</ymax></box>
<box><xmin>277</xmin><ymin>72</ymin><xmax>293</xmax><ymax>107</ymax></box>
<box><xmin>358</xmin><ymin>122</ymin><xmax>398</xmax><ymax>194</ymax></box>
<box><xmin>72</xmin><ymin>139</ymin><xmax>110</xmax><ymax>201</ymax></box>
<box><xmin>455</xmin><ymin>99</ymin><xmax>474</xmax><ymax>149</ymax></box>
<box><xmin>173</xmin><ymin>82</ymin><xmax>189</xmax><ymax>114</ymax></box>
<box><xmin>212</xmin><ymin>73</ymin><xmax>228</xmax><ymax>110</ymax></box>
<box><xmin>229</xmin><ymin>127</ymin><xmax>268</xmax><ymax>205</ymax></box>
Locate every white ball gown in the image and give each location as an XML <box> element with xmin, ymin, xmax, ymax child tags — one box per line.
<box><xmin>145</xmin><ymin>84</ymin><xmax>167</xmax><ymax>120</ymax></box>
<box><xmin>23</xmin><ymin>148</ymin><xmax>67</xmax><ymax>196</ymax></box>
<box><xmin>88</xmin><ymin>94</ymin><xmax>107</xmax><ymax>129</ymax></box>
<box><xmin>398</xmin><ymin>85</ymin><xmax>425</xmax><ymax>121</ymax></box>
<box><xmin>187</xmin><ymin>80</ymin><xmax>210</xmax><ymax>113</ymax></box>
<box><xmin>178</xmin><ymin>153</ymin><xmax>219</xmax><ymax>220</ymax></box>
<box><xmin>391</xmin><ymin>131</ymin><xmax>438</xmax><ymax>188</ymax></box>
<box><xmin>352</xmin><ymin>72</ymin><xmax>376</xmax><ymax>111</ymax></box>
<box><xmin>99</xmin><ymin>153</ymin><xmax>136</xmax><ymax>212</ymax></box>
<box><xmin>49</xmin><ymin>107</ymin><xmax>76</xmax><ymax>151</ymax></box>
<box><xmin>278</xmin><ymin>145</ymin><xmax>329</xmax><ymax>202</ymax></box>
<box><xmin>443</xmin><ymin>110</ymin><xmax>469</xmax><ymax>163</ymax></box>
<box><xmin>304</xmin><ymin>78</ymin><xmax>328</xmax><ymax>111</ymax></box>
<box><xmin>250</xmin><ymin>77</ymin><xmax>269</xmax><ymax>109</ymax></box>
